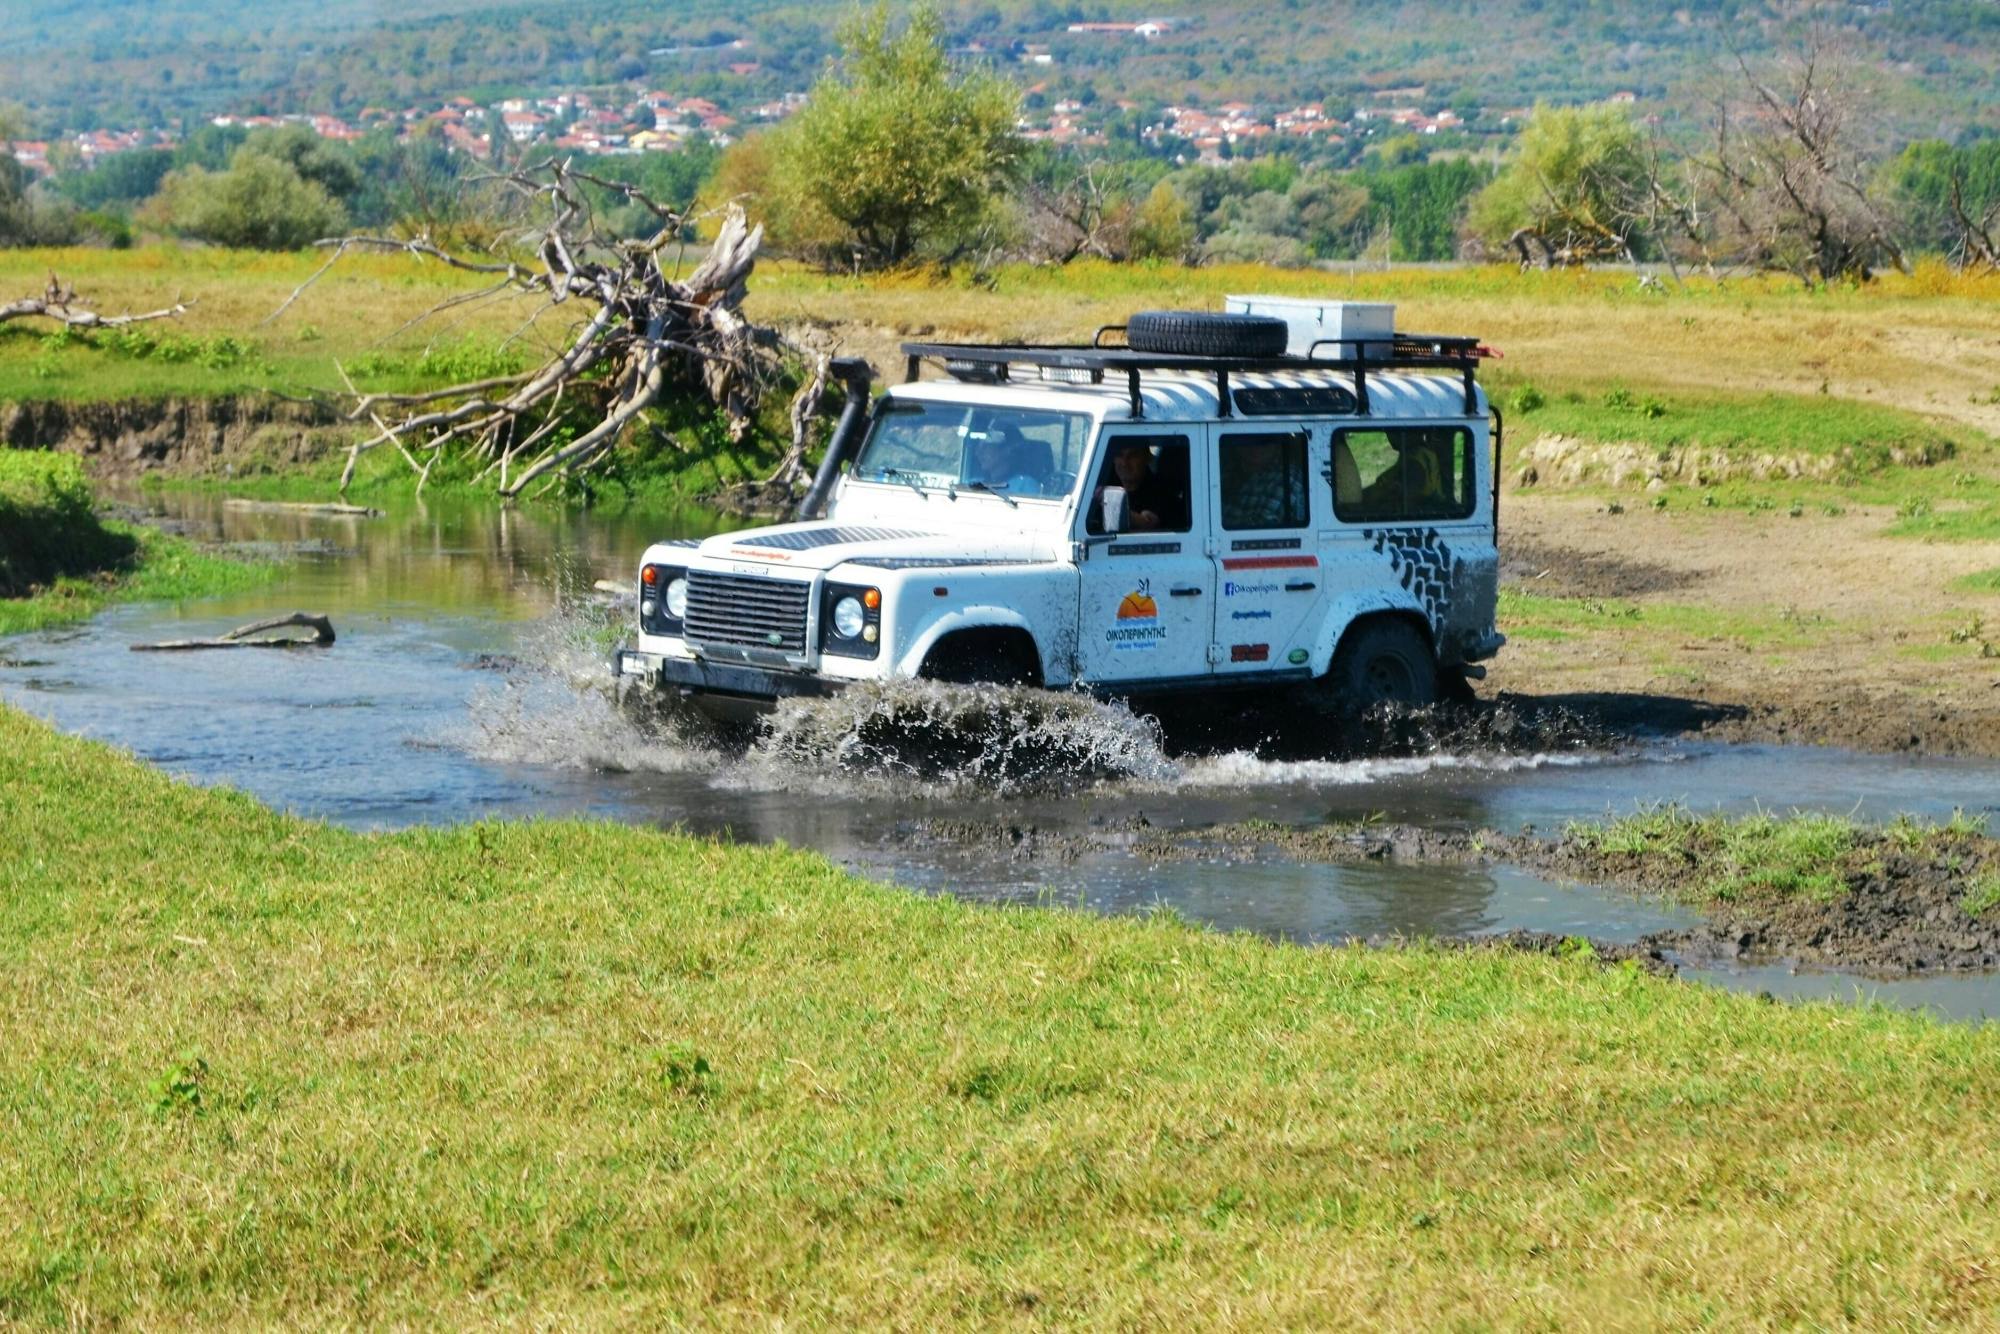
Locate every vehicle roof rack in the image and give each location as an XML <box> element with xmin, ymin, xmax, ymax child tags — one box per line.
<box><xmin>900</xmin><ymin>331</ymin><xmax>1493</xmax><ymax>418</ymax></box>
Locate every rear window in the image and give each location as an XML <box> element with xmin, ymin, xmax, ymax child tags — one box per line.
<box><xmin>1330</xmin><ymin>427</ymin><xmax>1476</xmax><ymax>523</ymax></box>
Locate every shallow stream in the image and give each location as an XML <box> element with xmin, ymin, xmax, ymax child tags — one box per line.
<box><xmin>6</xmin><ymin>489</ymin><xmax>2000</xmax><ymax>1022</ymax></box>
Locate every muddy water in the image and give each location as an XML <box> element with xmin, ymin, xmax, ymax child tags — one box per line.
<box><xmin>4</xmin><ymin>488</ymin><xmax>1999</xmax><ymax>1023</ymax></box>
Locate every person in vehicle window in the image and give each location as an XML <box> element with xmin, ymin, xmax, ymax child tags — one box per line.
<box><xmin>1092</xmin><ymin>441</ymin><xmax>1185</xmax><ymax>532</ymax></box>
<box><xmin>1221</xmin><ymin>437</ymin><xmax>1304</xmax><ymax>529</ymax></box>
<box><xmin>967</xmin><ymin>426</ymin><xmax>1049</xmax><ymax>496</ymax></box>
<box><xmin>1358</xmin><ymin>431</ymin><xmax>1452</xmax><ymax>516</ymax></box>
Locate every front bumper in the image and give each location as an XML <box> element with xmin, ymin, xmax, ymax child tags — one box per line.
<box><xmin>614</xmin><ymin>648</ymin><xmax>846</xmax><ymax>707</ymax></box>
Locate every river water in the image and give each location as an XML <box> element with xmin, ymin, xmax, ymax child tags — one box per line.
<box><xmin>6</xmin><ymin>489</ymin><xmax>1999</xmax><ymax>1022</ymax></box>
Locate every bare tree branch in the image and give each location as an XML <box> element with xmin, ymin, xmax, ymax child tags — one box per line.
<box><xmin>2</xmin><ymin>275</ymin><xmax>191</xmax><ymax>329</ymax></box>
<box><xmin>290</xmin><ymin>160</ymin><xmax>797</xmax><ymax>501</ymax></box>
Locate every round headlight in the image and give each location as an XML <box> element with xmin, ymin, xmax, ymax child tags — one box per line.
<box><xmin>832</xmin><ymin>595</ymin><xmax>866</xmax><ymax>638</ymax></box>
<box><xmin>664</xmin><ymin>577</ymin><xmax>687</xmax><ymax>620</ymax></box>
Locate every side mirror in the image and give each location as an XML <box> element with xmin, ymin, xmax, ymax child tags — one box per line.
<box><xmin>1101</xmin><ymin>486</ymin><xmax>1127</xmax><ymax>536</ymax></box>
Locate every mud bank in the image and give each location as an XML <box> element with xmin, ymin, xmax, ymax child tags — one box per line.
<box><xmin>891</xmin><ymin>815</ymin><xmax>2000</xmax><ymax>977</ymax></box>
<box><xmin>1492</xmin><ymin>500</ymin><xmax>2000</xmax><ymax>759</ymax></box>
<box><xmin>1511</xmin><ymin>431</ymin><xmax>1955</xmax><ymax>490</ymax></box>
<box><xmin>0</xmin><ymin>395</ymin><xmax>346</xmax><ymax>480</ymax></box>
<box><xmin>1488</xmin><ymin>686</ymin><xmax>2000</xmax><ymax>760</ymax></box>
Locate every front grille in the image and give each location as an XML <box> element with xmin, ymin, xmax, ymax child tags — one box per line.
<box><xmin>682</xmin><ymin>569</ymin><xmax>811</xmax><ymax>652</ymax></box>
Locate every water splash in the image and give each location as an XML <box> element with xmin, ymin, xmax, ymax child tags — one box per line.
<box><xmin>452</xmin><ymin>600</ymin><xmax>1624</xmax><ymax>796</ymax></box>
<box><xmin>1170</xmin><ymin>748</ymin><xmax>1607</xmax><ymax>791</ymax></box>
<box><xmin>744</xmin><ymin>679</ymin><xmax>1177</xmax><ymax>794</ymax></box>
<box><xmin>449</xmin><ymin>597</ymin><xmax>720</xmax><ymax>776</ymax></box>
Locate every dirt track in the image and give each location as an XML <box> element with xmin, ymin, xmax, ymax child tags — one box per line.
<box><xmin>1487</xmin><ymin>494</ymin><xmax>2000</xmax><ymax>756</ymax></box>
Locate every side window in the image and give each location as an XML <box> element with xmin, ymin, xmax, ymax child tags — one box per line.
<box><xmin>1219</xmin><ymin>431</ymin><xmax>1309</xmax><ymax>530</ymax></box>
<box><xmin>1331</xmin><ymin>427</ymin><xmax>1476</xmax><ymax>523</ymax></box>
<box><xmin>1087</xmin><ymin>434</ymin><xmax>1192</xmax><ymax>534</ymax></box>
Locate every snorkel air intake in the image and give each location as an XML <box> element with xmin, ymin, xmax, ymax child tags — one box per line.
<box><xmin>796</xmin><ymin>357</ymin><xmax>876</xmax><ymax>521</ymax></box>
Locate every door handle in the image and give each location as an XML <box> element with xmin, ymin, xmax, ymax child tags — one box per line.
<box><xmin>1169</xmin><ymin>586</ymin><xmax>1203</xmax><ymax>597</ymax></box>
<box><xmin>1284</xmin><ymin>581</ymin><xmax>1318</xmax><ymax>592</ymax></box>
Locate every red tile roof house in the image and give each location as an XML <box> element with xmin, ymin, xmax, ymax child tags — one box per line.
<box><xmin>7</xmin><ymin>141</ymin><xmax>50</xmax><ymax>174</ymax></box>
<box><xmin>501</xmin><ymin>111</ymin><xmax>546</xmax><ymax>142</ymax></box>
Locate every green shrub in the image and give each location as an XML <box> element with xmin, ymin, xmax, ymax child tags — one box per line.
<box><xmin>0</xmin><ymin>451</ymin><xmax>137</xmax><ymax>598</ymax></box>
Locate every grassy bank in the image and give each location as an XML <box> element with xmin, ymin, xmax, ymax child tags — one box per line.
<box><xmin>132</xmin><ymin>413</ymin><xmax>783</xmax><ymax>512</ymax></box>
<box><xmin>8</xmin><ymin>244</ymin><xmax>1997</xmax><ymax>420</ymax></box>
<box><xmin>7</xmin><ymin>246</ymin><xmax>1997</xmax><ymax>526</ymax></box>
<box><xmin>5</xmin><ymin>707</ymin><xmax>2000</xmax><ymax>1324</ymax></box>
<box><xmin>0</xmin><ymin>451</ymin><xmax>272</xmax><ymax>635</ymax></box>
<box><xmin>1566</xmin><ymin>807</ymin><xmax>1993</xmax><ymax>903</ymax></box>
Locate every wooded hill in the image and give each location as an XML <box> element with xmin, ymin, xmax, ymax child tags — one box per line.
<box><xmin>6</xmin><ymin>0</ymin><xmax>1997</xmax><ymax>144</ymax></box>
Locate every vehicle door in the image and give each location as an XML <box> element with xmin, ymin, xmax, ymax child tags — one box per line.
<box><xmin>1073</xmin><ymin>427</ymin><xmax>1215</xmax><ymax>686</ymax></box>
<box><xmin>1208</xmin><ymin>421</ymin><xmax>1322</xmax><ymax>677</ymax></box>
<box><xmin>1322</xmin><ymin>419</ymin><xmax>1488</xmax><ymax>647</ymax></box>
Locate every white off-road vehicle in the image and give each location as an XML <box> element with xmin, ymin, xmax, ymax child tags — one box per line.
<box><xmin>615</xmin><ymin>299</ymin><xmax>1505</xmax><ymax>717</ymax></box>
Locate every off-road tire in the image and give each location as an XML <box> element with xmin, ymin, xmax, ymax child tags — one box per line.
<box><xmin>1125</xmin><ymin>310</ymin><xmax>1289</xmax><ymax>359</ymax></box>
<box><xmin>920</xmin><ymin>631</ymin><xmax>1043</xmax><ymax>687</ymax></box>
<box><xmin>1326</xmin><ymin>619</ymin><xmax>1439</xmax><ymax>711</ymax></box>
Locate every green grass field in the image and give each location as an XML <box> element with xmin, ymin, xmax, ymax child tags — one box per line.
<box><xmin>1496</xmin><ymin>588</ymin><xmax>1834</xmax><ymax>650</ymax></box>
<box><xmin>5</xmin><ymin>704</ymin><xmax>2000</xmax><ymax>1325</ymax></box>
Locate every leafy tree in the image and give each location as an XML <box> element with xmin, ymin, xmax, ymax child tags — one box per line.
<box><xmin>766</xmin><ymin>3</ymin><xmax>1022</xmax><ymax>266</ymax></box>
<box><xmin>574</xmin><ymin>140</ymin><xmax>722</xmax><ymax>240</ymax></box>
<box><xmin>148</xmin><ymin>149</ymin><xmax>346</xmax><ymax>249</ymax></box>
<box><xmin>1201</xmin><ymin>227</ymin><xmax>1308</xmax><ymax>267</ymax></box>
<box><xmin>1882</xmin><ymin>137</ymin><xmax>2000</xmax><ymax>265</ymax></box>
<box><xmin>1367</xmin><ymin>134</ymin><xmax>1429</xmax><ymax>169</ymax></box>
<box><xmin>1127</xmin><ymin>179</ymin><xmax>1196</xmax><ymax>261</ymax></box>
<box><xmin>170</xmin><ymin>125</ymin><xmax>251</xmax><ymax>173</ymax></box>
<box><xmin>53</xmin><ymin>148</ymin><xmax>174</xmax><ymax>211</ymax></box>
<box><xmin>1469</xmin><ymin>102</ymin><xmax>1649</xmax><ymax>264</ymax></box>
<box><xmin>1288</xmin><ymin>170</ymin><xmax>1373</xmax><ymax>258</ymax></box>
<box><xmin>1</xmin><ymin>113</ymin><xmax>81</xmax><ymax>247</ymax></box>
<box><xmin>1365</xmin><ymin>158</ymin><xmax>1490</xmax><ymax>261</ymax></box>
<box><xmin>236</xmin><ymin>125</ymin><xmax>364</xmax><ymax>202</ymax></box>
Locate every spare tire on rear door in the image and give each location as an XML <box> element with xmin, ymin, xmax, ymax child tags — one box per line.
<box><xmin>1125</xmin><ymin>310</ymin><xmax>1289</xmax><ymax>359</ymax></box>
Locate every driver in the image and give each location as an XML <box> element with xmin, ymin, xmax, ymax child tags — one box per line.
<box><xmin>1093</xmin><ymin>441</ymin><xmax>1183</xmax><ymax>532</ymax></box>
<box><xmin>967</xmin><ymin>426</ymin><xmax>1046</xmax><ymax>496</ymax></box>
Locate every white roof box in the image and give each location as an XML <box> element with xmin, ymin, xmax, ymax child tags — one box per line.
<box><xmin>1224</xmin><ymin>295</ymin><xmax>1395</xmax><ymax>359</ymax></box>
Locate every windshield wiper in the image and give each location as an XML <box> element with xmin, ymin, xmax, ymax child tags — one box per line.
<box><xmin>875</xmin><ymin>467</ymin><xmax>930</xmax><ymax>496</ymax></box>
<box><xmin>960</xmin><ymin>480</ymin><xmax>1018</xmax><ymax>507</ymax></box>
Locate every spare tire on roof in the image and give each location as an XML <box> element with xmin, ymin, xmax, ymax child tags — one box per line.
<box><xmin>1125</xmin><ymin>310</ymin><xmax>1289</xmax><ymax>359</ymax></box>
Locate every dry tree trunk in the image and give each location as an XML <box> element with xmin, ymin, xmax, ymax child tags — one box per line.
<box><xmin>132</xmin><ymin>612</ymin><xmax>336</xmax><ymax>652</ymax></box>
<box><xmin>768</xmin><ymin>351</ymin><xmax>831</xmax><ymax>488</ymax></box>
<box><xmin>283</xmin><ymin>160</ymin><xmax>800</xmax><ymax>500</ymax></box>
<box><xmin>1</xmin><ymin>275</ymin><xmax>190</xmax><ymax>329</ymax></box>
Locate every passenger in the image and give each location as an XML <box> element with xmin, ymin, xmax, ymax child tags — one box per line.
<box><xmin>1221</xmin><ymin>437</ymin><xmax>1304</xmax><ymax>529</ymax></box>
<box><xmin>1094</xmin><ymin>441</ymin><xmax>1185</xmax><ymax>532</ymax></box>
<box><xmin>1357</xmin><ymin>432</ymin><xmax>1451</xmax><ymax>516</ymax></box>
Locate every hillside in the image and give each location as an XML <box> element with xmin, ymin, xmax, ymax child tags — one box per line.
<box><xmin>3</xmin><ymin>0</ymin><xmax>1996</xmax><ymax>145</ymax></box>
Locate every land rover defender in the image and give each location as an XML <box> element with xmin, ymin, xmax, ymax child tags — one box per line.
<box><xmin>614</xmin><ymin>299</ymin><xmax>1505</xmax><ymax>716</ymax></box>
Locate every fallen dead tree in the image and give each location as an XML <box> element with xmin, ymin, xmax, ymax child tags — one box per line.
<box><xmin>221</xmin><ymin>499</ymin><xmax>380</xmax><ymax>517</ymax></box>
<box><xmin>131</xmin><ymin>612</ymin><xmax>336</xmax><ymax>652</ymax></box>
<box><xmin>1</xmin><ymin>275</ymin><xmax>190</xmax><ymax>330</ymax></box>
<box><xmin>288</xmin><ymin>160</ymin><xmax>819</xmax><ymax>501</ymax></box>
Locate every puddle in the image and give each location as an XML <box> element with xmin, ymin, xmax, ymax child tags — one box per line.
<box><xmin>6</xmin><ymin>486</ymin><xmax>2000</xmax><ymax>1021</ymax></box>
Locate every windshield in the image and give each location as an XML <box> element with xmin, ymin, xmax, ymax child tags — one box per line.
<box><xmin>852</xmin><ymin>399</ymin><xmax>1091</xmax><ymax>500</ymax></box>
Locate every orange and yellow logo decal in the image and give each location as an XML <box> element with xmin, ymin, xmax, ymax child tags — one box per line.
<box><xmin>1116</xmin><ymin>584</ymin><xmax>1158</xmax><ymax>620</ymax></box>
